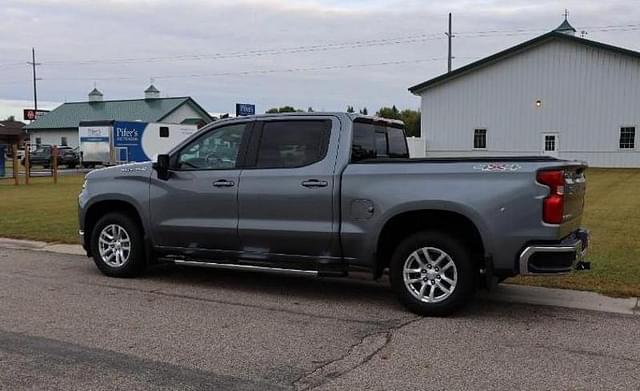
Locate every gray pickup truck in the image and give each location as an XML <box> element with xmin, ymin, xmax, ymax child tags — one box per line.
<box><xmin>78</xmin><ymin>112</ymin><xmax>589</xmax><ymax>315</ymax></box>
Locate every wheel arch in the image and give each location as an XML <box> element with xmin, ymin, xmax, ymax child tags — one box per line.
<box><xmin>83</xmin><ymin>199</ymin><xmax>147</xmax><ymax>256</ymax></box>
<box><xmin>374</xmin><ymin>208</ymin><xmax>487</xmax><ymax>279</ymax></box>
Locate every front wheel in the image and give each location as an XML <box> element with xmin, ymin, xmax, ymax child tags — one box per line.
<box><xmin>90</xmin><ymin>212</ymin><xmax>146</xmax><ymax>277</ymax></box>
<box><xmin>390</xmin><ymin>231</ymin><xmax>475</xmax><ymax>316</ymax></box>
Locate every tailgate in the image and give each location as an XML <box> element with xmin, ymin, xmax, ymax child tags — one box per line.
<box><xmin>561</xmin><ymin>165</ymin><xmax>587</xmax><ymax>235</ymax></box>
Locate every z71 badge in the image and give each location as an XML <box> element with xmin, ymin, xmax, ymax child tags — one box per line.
<box><xmin>473</xmin><ymin>163</ymin><xmax>522</xmax><ymax>172</ymax></box>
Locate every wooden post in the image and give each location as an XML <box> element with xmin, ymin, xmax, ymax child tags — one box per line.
<box><xmin>12</xmin><ymin>143</ymin><xmax>18</xmax><ymax>185</ymax></box>
<box><xmin>24</xmin><ymin>142</ymin><xmax>30</xmax><ymax>185</ymax></box>
<box><xmin>52</xmin><ymin>145</ymin><xmax>58</xmax><ymax>184</ymax></box>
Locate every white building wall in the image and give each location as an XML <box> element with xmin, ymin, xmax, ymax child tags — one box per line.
<box><xmin>419</xmin><ymin>39</ymin><xmax>640</xmax><ymax>167</ymax></box>
<box><xmin>160</xmin><ymin>103</ymin><xmax>203</xmax><ymax>124</ymax></box>
<box><xmin>407</xmin><ymin>137</ymin><xmax>426</xmax><ymax>157</ymax></box>
<box><xmin>28</xmin><ymin>129</ymin><xmax>78</xmax><ymax>148</ymax></box>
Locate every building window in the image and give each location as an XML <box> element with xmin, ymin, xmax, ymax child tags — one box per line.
<box><xmin>619</xmin><ymin>127</ymin><xmax>635</xmax><ymax>149</ymax></box>
<box><xmin>159</xmin><ymin>126</ymin><xmax>169</xmax><ymax>138</ymax></box>
<box><xmin>35</xmin><ymin>137</ymin><xmax>42</xmax><ymax>146</ymax></box>
<box><xmin>473</xmin><ymin>129</ymin><xmax>487</xmax><ymax>149</ymax></box>
<box><xmin>544</xmin><ymin>135</ymin><xmax>556</xmax><ymax>151</ymax></box>
<box><xmin>61</xmin><ymin>137</ymin><xmax>68</xmax><ymax>146</ymax></box>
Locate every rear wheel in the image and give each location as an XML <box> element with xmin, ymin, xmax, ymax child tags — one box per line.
<box><xmin>390</xmin><ymin>231</ymin><xmax>475</xmax><ymax>316</ymax></box>
<box><xmin>90</xmin><ymin>212</ymin><xmax>146</xmax><ymax>277</ymax></box>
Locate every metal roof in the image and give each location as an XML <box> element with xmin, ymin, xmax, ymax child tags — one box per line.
<box><xmin>25</xmin><ymin>97</ymin><xmax>212</xmax><ymax>130</ymax></box>
<box><xmin>88</xmin><ymin>88</ymin><xmax>103</xmax><ymax>96</ymax></box>
<box><xmin>409</xmin><ymin>31</ymin><xmax>640</xmax><ymax>95</ymax></box>
<box><xmin>554</xmin><ymin>19</ymin><xmax>576</xmax><ymax>33</ymax></box>
<box><xmin>144</xmin><ymin>84</ymin><xmax>160</xmax><ymax>93</ymax></box>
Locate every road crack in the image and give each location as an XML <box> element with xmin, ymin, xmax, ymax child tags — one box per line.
<box><xmin>292</xmin><ymin>316</ymin><xmax>421</xmax><ymax>390</ymax></box>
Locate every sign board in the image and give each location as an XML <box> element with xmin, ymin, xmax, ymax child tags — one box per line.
<box><xmin>23</xmin><ymin>109</ymin><xmax>49</xmax><ymax>121</ymax></box>
<box><xmin>235</xmin><ymin>103</ymin><xmax>255</xmax><ymax>117</ymax></box>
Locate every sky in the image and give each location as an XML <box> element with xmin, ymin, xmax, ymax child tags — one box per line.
<box><xmin>1</xmin><ymin>0</ymin><xmax>639</xmax><ymax>119</ymax></box>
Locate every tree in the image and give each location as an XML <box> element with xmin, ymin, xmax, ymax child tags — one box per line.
<box><xmin>5</xmin><ymin>115</ymin><xmax>15</xmax><ymax>121</ymax></box>
<box><xmin>307</xmin><ymin>107</ymin><xmax>314</xmax><ymax>112</ymax></box>
<box><xmin>399</xmin><ymin>109</ymin><xmax>421</xmax><ymax>137</ymax></box>
<box><xmin>376</xmin><ymin>106</ymin><xmax>421</xmax><ymax>137</ymax></box>
<box><xmin>265</xmin><ymin>106</ymin><xmax>303</xmax><ymax>113</ymax></box>
<box><xmin>346</xmin><ymin>106</ymin><xmax>355</xmax><ymax>113</ymax></box>
<box><xmin>359</xmin><ymin>107</ymin><xmax>368</xmax><ymax>115</ymax></box>
<box><xmin>376</xmin><ymin>105</ymin><xmax>401</xmax><ymax>120</ymax></box>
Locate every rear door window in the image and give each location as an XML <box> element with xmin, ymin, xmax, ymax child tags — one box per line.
<box><xmin>255</xmin><ymin>120</ymin><xmax>331</xmax><ymax>168</ymax></box>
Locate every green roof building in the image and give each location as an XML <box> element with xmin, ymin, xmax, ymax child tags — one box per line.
<box><xmin>25</xmin><ymin>85</ymin><xmax>212</xmax><ymax>148</ymax></box>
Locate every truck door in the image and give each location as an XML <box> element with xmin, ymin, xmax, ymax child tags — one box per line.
<box><xmin>149</xmin><ymin>122</ymin><xmax>251</xmax><ymax>252</ymax></box>
<box><xmin>237</xmin><ymin>117</ymin><xmax>340</xmax><ymax>262</ymax></box>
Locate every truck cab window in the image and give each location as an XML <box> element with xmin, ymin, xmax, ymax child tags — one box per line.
<box><xmin>351</xmin><ymin>121</ymin><xmax>408</xmax><ymax>161</ymax></box>
<box><xmin>387</xmin><ymin>128</ymin><xmax>409</xmax><ymax>157</ymax></box>
<box><xmin>351</xmin><ymin>123</ymin><xmax>377</xmax><ymax>161</ymax></box>
<box><xmin>256</xmin><ymin>120</ymin><xmax>331</xmax><ymax>168</ymax></box>
<box><xmin>375</xmin><ymin>132</ymin><xmax>388</xmax><ymax>157</ymax></box>
<box><xmin>177</xmin><ymin>124</ymin><xmax>246</xmax><ymax>170</ymax></box>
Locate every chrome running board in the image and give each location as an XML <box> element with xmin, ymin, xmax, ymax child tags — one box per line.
<box><xmin>173</xmin><ymin>259</ymin><xmax>318</xmax><ymax>277</ymax></box>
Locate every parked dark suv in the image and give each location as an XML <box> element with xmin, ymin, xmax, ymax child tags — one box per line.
<box><xmin>23</xmin><ymin>145</ymin><xmax>78</xmax><ymax>168</ymax></box>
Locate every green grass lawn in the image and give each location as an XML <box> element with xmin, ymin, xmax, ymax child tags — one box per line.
<box><xmin>1</xmin><ymin>169</ymin><xmax>639</xmax><ymax>297</ymax></box>
<box><xmin>0</xmin><ymin>175</ymin><xmax>83</xmax><ymax>243</ymax></box>
<box><xmin>509</xmin><ymin>168</ymin><xmax>640</xmax><ymax>298</ymax></box>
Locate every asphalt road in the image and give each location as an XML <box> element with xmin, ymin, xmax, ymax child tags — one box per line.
<box><xmin>0</xmin><ymin>248</ymin><xmax>638</xmax><ymax>390</ymax></box>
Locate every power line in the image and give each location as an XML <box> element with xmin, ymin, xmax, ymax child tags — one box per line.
<box><xmin>2</xmin><ymin>22</ymin><xmax>638</xmax><ymax>69</ymax></box>
<box><xmin>0</xmin><ymin>56</ymin><xmax>479</xmax><ymax>85</ymax></box>
<box><xmin>42</xmin><ymin>33</ymin><xmax>447</xmax><ymax>66</ymax></box>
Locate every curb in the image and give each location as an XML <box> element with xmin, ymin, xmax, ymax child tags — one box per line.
<box><xmin>0</xmin><ymin>237</ymin><xmax>85</xmax><ymax>256</ymax></box>
<box><xmin>479</xmin><ymin>284</ymin><xmax>639</xmax><ymax>316</ymax></box>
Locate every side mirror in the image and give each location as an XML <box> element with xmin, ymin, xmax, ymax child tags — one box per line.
<box><xmin>153</xmin><ymin>154</ymin><xmax>170</xmax><ymax>180</ymax></box>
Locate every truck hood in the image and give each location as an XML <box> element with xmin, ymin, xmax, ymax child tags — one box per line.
<box><xmin>85</xmin><ymin>162</ymin><xmax>154</xmax><ymax>180</ymax></box>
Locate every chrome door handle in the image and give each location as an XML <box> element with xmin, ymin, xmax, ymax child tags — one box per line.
<box><xmin>301</xmin><ymin>179</ymin><xmax>328</xmax><ymax>188</ymax></box>
<box><xmin>213</xmin><ymin>179</ymin><xmax>235</xmax><ymax>187</ymax></box>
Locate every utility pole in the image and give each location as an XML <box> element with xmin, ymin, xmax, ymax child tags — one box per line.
<box><xmin>446</xmin><ymin>13</ymin><xmax>453</xmax><ymax>73</ymax></box>
<box><xmin>27</xmin><ymin>48</ymin><xmax>41</xmax><ymax>116</ymax></box>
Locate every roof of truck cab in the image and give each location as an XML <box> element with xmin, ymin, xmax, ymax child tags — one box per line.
<box><xmin>208</xmin><ymin>112</ymin><xmax>403</xmax><ymax>126</ymax></box>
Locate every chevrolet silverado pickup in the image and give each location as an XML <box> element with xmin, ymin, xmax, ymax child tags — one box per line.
<box><xmin>78</xmin><ymin>112</ymin><xmax>589</xmax><ymax>315</ymax></box>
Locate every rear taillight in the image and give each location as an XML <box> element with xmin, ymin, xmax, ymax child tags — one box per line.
<box><xmin>537</xmin><ymin>170</ymin><xmax>565</xmax><ymax>224</ymax></box>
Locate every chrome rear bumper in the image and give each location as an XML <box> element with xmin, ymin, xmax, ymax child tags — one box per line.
<box><xmin>519</xmin><ymin>229</ymin><xmax>589</xmax><ymax>275</ymax></box>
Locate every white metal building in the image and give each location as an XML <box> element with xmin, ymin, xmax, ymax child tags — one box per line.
<box><xmin>409</xmin><ymin>19</ymin><xmax>640</xmax><ymax>167</ymax></box>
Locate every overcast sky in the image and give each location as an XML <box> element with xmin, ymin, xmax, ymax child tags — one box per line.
<box><xmin>1</xmin><ymin>0</ymin><xmax>639</xmax><ymax>118</ymax></box>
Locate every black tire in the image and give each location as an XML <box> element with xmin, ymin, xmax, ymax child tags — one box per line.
<box><xmin>390</xmin><ymin>231</ymin><xmax>475</xmax><ymax>316</ymax></box>
<box><xmin>90</xmin><ymin>212</ymin><xmax>146</xmax><ymax>277</ymax></box>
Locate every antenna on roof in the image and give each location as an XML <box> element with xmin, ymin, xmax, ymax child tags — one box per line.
<box><xmin>563</xmin><ymin>9</ymin><xmax>569</xmax><ymax>20</ymax></box>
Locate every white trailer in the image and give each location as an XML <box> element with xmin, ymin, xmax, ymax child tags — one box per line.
<box><xmin>79</xmin><ymin>120</ymin><xmax>198</xmax><ymax>167</ymax></box>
